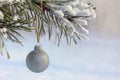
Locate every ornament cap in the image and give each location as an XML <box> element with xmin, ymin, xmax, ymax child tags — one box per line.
<box><xmin>34</xmin><ymin>44</ymin><xmax>42</xmax><ymax>50</ymax></box>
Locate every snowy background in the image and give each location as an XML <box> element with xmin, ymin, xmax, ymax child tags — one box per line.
<box><xmin>0</xmin><ymin>0</ymin><xmax>120</xmax><ymax>80</ymax></box>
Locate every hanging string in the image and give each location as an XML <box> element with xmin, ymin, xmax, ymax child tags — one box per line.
<box><xmin>36</xmin><ymin>0</ymin><xmax>43</xmax><ymax>43</ymax></box>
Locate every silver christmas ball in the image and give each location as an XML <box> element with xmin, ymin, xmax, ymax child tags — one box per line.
<box><xmin>26</xmin><ymin>45</ymin><xmax>49</xmax><ymax>73</ymax></box>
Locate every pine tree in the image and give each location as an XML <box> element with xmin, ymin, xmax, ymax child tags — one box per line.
<box><xmin>0</xmin><ymin>0</ymin><xmax>96</xmax><ymax>58</ymax></box>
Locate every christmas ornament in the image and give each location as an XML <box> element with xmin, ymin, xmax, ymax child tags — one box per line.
<box><xmin>26</xmin><ymin>45</ymin><xmax>49</xmax><ymax>73</ymax></box>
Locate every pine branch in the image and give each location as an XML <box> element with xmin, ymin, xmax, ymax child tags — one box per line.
<box><xmin>0</xmin><ymin>0</ymin><xmax>97</xmax><ymax>58</ymax></box>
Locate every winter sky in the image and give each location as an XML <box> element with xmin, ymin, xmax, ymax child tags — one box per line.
<box><xmin>0</xmin><ymin>0</ymin><xmax>120</xmax><ymax>80</ymax></box>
